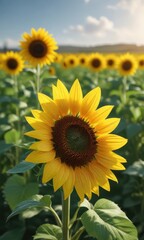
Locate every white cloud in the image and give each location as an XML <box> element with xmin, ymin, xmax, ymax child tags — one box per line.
<box><xmin>84</xmin><ymin>0</ymin><xmax>91</xmax><ymax>3</ymax></box>
<box><xmin>64</xmin><ymin>16</ymin><xmax>114</xmax><ymax>38</ymax></box>
<box><xmin>0</xmin><ymin>38</ymin><xmax>19</xmax><ymax>48</ymax></box>
<box><xmin>107</xmin><ymin>0</ymin><xmax>143</xmax><ymax>14</ymax></box>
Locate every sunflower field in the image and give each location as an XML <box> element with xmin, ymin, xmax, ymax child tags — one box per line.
<box><xmin>0</xmin><ymin>28</ymin><xmax>144</xmax><ymax>240</ymax></box>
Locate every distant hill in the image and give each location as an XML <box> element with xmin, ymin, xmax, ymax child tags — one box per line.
<box><xmin>1</xmin><ymin>43</ymin><xmax>144</xmax><ymax>54</ymax></box>
<box><xmin>57</xmin><ymin>44</ymin><xmax>144</xmax><ymax>53</ymax></box>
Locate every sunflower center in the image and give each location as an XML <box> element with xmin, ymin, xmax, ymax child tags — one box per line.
<box><xmin>122</xmin><ymin>60</ymin><xmax>132</xmax><ymax>71</ymax></box>
<box><xmin>7</xmin><ymin>58</ymin><xmax>18</xmax><ymax>70</ymax></box>
<box><xmin>108</xmin><ymin>59</ymin><xmax>114</xmax><ymax>66</ymax></box>
<box><xmin>29</xmin><ymin>40</ymin><xmax>47</xmax><ymax>58</ymax></box>
<box><xmin>91</xmin><ymin>58</ymin><xmax>101</xmax><ymax>68</ymax></box>
<box><xmin>139</xmin><ymin>60</ymin><xmax>144</xmax><ymax>66</ymax></box>
<box><xmin>80</xmin><ymin>58</ymin><xmax>85</xmax><ymax>64</ymax></box>
<box><xmin>52</xmin><ymin>116</ymin><xmax>97</xmax><ymax>168</ymax></box>
<box><xmin>69</xmin><ymin>59</ymin><xmax>74</xmax><ymax>65</ymax></box>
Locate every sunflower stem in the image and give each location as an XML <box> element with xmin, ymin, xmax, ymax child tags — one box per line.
<box><xmin>62</xmin><ymin>192</ymin><xmax>70</xmax><ymax>240</ymax></box>
<box><xmin>49</xmin><ymin>207</ymin><xmax>62</xmax><ymax>227</ymax></box>
<box><xmin>122</xmin><ymin>76</ymin><xmax>127</xmax><ymax>105</ymax></box>
<box><xmin>36</xmin><ymin>64</ymin><xmax>41</xmax><ymax>108</ymax></box>
<box><xmin>13</xmin><ymin>75</ymin><xmax>21</xmax><ymax>164</ymax></box>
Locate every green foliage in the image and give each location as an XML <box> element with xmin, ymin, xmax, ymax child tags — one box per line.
<box><xmin>0</xmin><ymin>62</ymin><xmax>144</xmax><ymax>239</ymax></box>
<box><xmin>34</xmin><ymin>224</ymin><xmax>62</xmax><ymax>240</ymax></box>
<box><xmin>4</xmin><ymin>174</ymin><xmax>39</xmax><ymax>209</ymax></box>
<box><xmin>7</xmin><ymin>161</ymin><xmax>36</xmax><ymax>174</ymax></box>
<box><xmin>81</xmin><ymin>198</ymin><xmax>138</xmax><ymax>240</ymax></box>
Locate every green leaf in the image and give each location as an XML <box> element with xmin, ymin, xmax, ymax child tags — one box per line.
<box><xmin>7</xmin><ymin>199</ymin><xmax>43</xmax><ymax>221</ymax></box>
<box><xmin>80</xmin><ymin>198</ymin><xmax>93</xmax><ymax>209</ymax></box>
<box><xmin>7</xmin><ymin>161</ymin><xmax>35</xmax><ymax>173</ymax></box>
<box><xmin>0</xmin><ymin>228</ymin><xmax>25</xmax><ymax>240</ymax></box>
<box><xmin>4</xmin><ymin>174</ymin><xmax>39</xmax><ymax>209</ymax></box>
<box><xmin>34</xmin><ymin>224</ymin><xmax>62</xmax><ymax>240</ymax></box>
<box><xmin>4</xmin><ymin>129</ymin><xmax>21</xmax><ymax>144</ymax></box>
<box><xmin>124</xmin><ymin>160</ymin><xmax>144</xmax><ymax>178</ymax></box>
<box><xmin>81</xmin><ymin>198</ymin><xmax>138</xmax><ymax>240</ymax></box>
<box><xmin>40</xmin><ymin>195</ymin><xmax>52</xmax><ymax>208</ymax></box>
<box><xmin>0</xmin><ymin>140</ymin><xmax>12</xmax><ymax>155</ymax></box>
<box><xmin>126</xmin><ymin>123</ymin><xmax>142</xmax><ymax>139</ymax></box>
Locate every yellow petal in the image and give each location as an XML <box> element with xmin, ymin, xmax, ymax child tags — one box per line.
<box><xmin>63</xmin><ymin>167</ymin><xmax>75</xmax><ymax>199</ymax></box>
<box><xmin>96</xmin><ymin>151</ymin><xmax>126</xmax><ymax>170</ymax></box>
<box><xmin>25</xmin><ymin>117</ymin><xmax>51</xmax><ymax>129</ymax></box>
<box><xmin>92</xmin><ymin>186</ymin><xmax>99</xmax><ymax>196</ymax></box>
<box><xmin>54</xmin><ymin>79</ymin><xmax>69</xmax><ymax>99</ymax></box>
<box><xmin>97</xmin><ymin>134</ymin><xmax>128</xmax><ymax>150</ymax></box>
<box><xmin>53</xmin><ymin>163</ymin><xmax>70</xmax><ymax>192</ymax></box>
<box><xmin>75</xmin><ymin>167</ymin><xmax>91</xmax><ymax>200</ymax></box>
<box><xmin>38</xmin><ymin>93</ymin><xmax>60</xmax><ymax>120</ymax></box>
<box><xmin>52</xmin><ymin>84</ymin><xmax>69</xmax><ymax>115</ymax></box>
<box><xmin>25</xmin><ymin>129</ymin><xmax>52</xmax><ymax>140</ymax></box>
<box><xmin>69</xmin><ymin>79</ymin><xmax>83</xmax><ymax>115</ymax></box>
<box><xmin>88</xmin><ymin>105</ymin><xmax>114</xmax><ymax>126</ymax></box>
<box><xmin>88</xmin><ymin>162</ymin><xmax>110</xmax><ymax>191</ymax></box>
<box><xmin>80</xmin><ymin>87</ymin><xmax>101</xmax><ymax>117</ymax></box>
<box><xmin>42</xmin><ymin>158</ymin><xmax>61</xmax><ymax>183</ymax></box>
<box><xmin>25</xmin><ymin>150</ymin><xmax>55</xmax><ymax>163</ymax></box>
<box><xmin>98</xmin><ymin>165</ymin><xmax>118</xmax><ymax>182</ymax></box>
<box><xmin>95</xmin><ymin>118</ymin><xmax>120</xmax><ymax>135</ymax></box>
<box><xmin>29</xmin><ymin>140</ymin><xmax>53</xmax><ymax>151</ymax></box>
<box><xmin>31</xmin><ymin>110</ymin><xmax>54</xmax><ymax>126</ymax></box>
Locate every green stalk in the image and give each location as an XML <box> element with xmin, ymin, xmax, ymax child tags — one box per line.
<box><xmin>14</xmin><ymin>75</ymin><xmax>21</xmax><ymax>164</ymax></box>
<box><xmin>122</xmin><ymin>76</ymin><xmax>127</xmax><ymax>105</ymax></box>
<box><xmin>62</xmin><ymin>193</ymin><xmax>70</xmax><ymax>240</ymax></box>
<box><xmin>36</xmin><ymin>64</ymin><xmax>41</xmax><ymax>109</ymax></box>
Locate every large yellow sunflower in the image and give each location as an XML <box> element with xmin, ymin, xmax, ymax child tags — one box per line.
<box><xmin>2</xmin><ymin>51</ymin><xmax>24</xmax><ymax>75</ymax></box>
<box><xmin>88</xmin><ymin>53</ymin><xmax>106</xmax><ymax>72</ymax></box>
<box><xmin>117</xmin><ymin>53</ymin><xmax>138</xmax><ymax>76</ymax></box>
<box><xmin>25</xmin><ymin>80</ymin><xmax>127</xmax><ymax>200</ymax></box>
<box><xmin>20</xmin><ymin>28</ymin><xmax>58</xmax><ymax>67</ymax></box>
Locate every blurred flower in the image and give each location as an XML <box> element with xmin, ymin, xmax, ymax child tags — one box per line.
<box><xmin>2</xmin><ymin>51</ymin><xmax>24</xmax><ymax>75</ymax></box>
<box><xmin>25</xmin><ymin>79</ymin><xmax>127</xmax><ymax>200</ymax></box>
<box><xmin>20</xmin><ymin>28</ymin><xmax>58</xmax><ymax>67</ymax></box>
<box><xmin>88</xmin><ymin>53</ymin><xmax>106</xmax><ymax>72</ymax></box>
<box><xmin>65</xmin><ymin>54</ymin><xmax>79</xmax><ymax>68</ymax></box>
<box><xmin>137</xmin><ymin>55</ymin><xmax>144</xmax><ymax>70</ymax></box>
<box><xmin>48</xmin><ymin>66</ymin><xmax>56</xmax><ymax>76</ymax></box>
<box><xmin>105</xmin><ymin>54</ymin><xmax>118</xmax><ymax>70</ymax></box>
<box><xmin>117</xmin><ymin>53</ymin><xmax>138</xmax><ymax>76</ymax></box>
<box><xmin>78</xmin><ymin>53</ymin><xmax>88</xmax><ymax>67</ymax></box>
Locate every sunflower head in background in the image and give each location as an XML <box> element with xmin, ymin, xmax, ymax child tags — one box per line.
<box><xmin>2</xmin><ymin>51</ymin><xmax>24</xmax><ymax>75</ymax></box>
<box><xmin>78</xmin><ymin>53</ymin><xmax>88</xmax><ymax>67</ymax></box>
<box><xmin>137</xmin><ymin>54</ymin><xmax>144</xmax><ymax>70</ymax></box>
<box><xmin>25</xmin><ymin>80</ymin><xmax>127</xmax><ymax>200</ymax></box>
<box><xmin>105</xmin><ymin>54</ymin><xmax>118</xmax><ymax>70</ymax></box>
<box><xmin>117</xmin><ymin>53</ymin><xmax>138</xmax><ymax>76</ymax></box>
<box><xmin>20</xmin><ymin>28</ymin><xmax>58</xmax><ymax>67</ymax></box>
<box><xmin>88</xmin><ymin>53</ymin><xmax>106</xmax><ymax>72</ymax></box>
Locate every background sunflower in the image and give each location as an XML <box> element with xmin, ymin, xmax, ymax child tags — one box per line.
<box><xmin>20</xmin><ymin>28</ymin><xmax>58</xmax><ymax>67</ymax></box>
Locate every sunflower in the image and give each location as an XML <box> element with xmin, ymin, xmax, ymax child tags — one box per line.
<box><xmin>88</xmin><ymin>53</ymin><xmax>106</xmax><ymax>72</ymax></box>
<box><xmin>105</xmin><ymin>54</ymin><xmax>118</xmax><ymax>70</ymax></box>
<box><xmin>20</xmin><ymin>28</ymin><xmax>58</xmax><ymax>67</ymax></box>
<box><xmin>2</xmin><ymin>51</ymin><xmax>24</xmax><ymax>75</ymax></box>
<box><xmin>137</xmin><ymin>55</ymin><xmax>144</xmax><ymax>70</ymax></box>
<box><xmin>25</xmin><ymin>80</ymin><xmax>127</xmax><ymax>200</ymax></box>
<box><xmin>117</xmin><ymin>53</ymin><xmax>138</xmax><ymax>76</ymax></box>
<box><xmin>78</xmin><ymin>53</ymin><xmax>88</xmax><ymax>67</ymax></box>
<box><xmin>65</xmin><ymin>54</ymin><xmax>78</xmax><ymax>68</ymax></box>
<box><xmin>48</xmin><ymin>66</ymin><xmax>56</xmax><ymax>76</ymax></box>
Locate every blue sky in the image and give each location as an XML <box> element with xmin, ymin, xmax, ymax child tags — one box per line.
<box><xmin>0</xmin><ymin>0</ymin><xmax>144</xmax><ymax>48</ymax></box>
